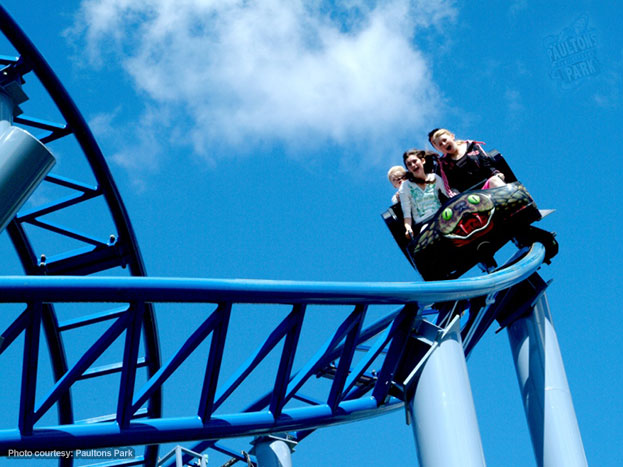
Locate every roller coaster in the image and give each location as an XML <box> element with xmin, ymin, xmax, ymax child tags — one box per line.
<box><xmin>0</xmin><ymin>6</ymin><xmax>586</xmax><ymax>467</ymax></box>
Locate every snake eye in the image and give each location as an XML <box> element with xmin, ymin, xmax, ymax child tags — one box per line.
<box><xmin>468</xmin><ymin>194</ymin><xmax>480</xmax><ymax>204</ymax></box>
<box><xmin>442</xmin><ymin>208</ymin><xmax>453</xmax><ymax>220</ymax></box>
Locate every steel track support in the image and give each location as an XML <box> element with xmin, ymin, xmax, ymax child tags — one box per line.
<box><xmin>157</xmin><ymin>445</ymin><xmax>207</xmax><ymax>467</ymax></box>
<box><xmin>406</xmin><ymin>318</ymin><xmax>485</xmax><ymax>467</ymax></box>
<box><xmin>507</xmin><ymin>293</ymin><xmax>587</xmax><ymax>466</ymax></box>
<box><xmin>252</xmin><ymin>433</ymin><xmax>297</xmax><ymax>467</ymax></box>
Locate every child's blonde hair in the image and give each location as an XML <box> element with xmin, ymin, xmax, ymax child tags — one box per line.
<box><xmin>428</xmin><ymin>128</ymin><xmax>464</xmax><ymax>147</ymax></box>
<box><xmin>387</xmin><ymin>165</ymin><xmax>407</xmax><ymax>182</ymax></box>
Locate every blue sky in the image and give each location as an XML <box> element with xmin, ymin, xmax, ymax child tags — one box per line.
<box><xmin>0</xmin><ymin>0</ymin><xmax>621</xmax><ymax>465</ymax></box>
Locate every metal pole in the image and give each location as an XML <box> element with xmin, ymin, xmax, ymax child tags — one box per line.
<box><xmin>253</xmin><ymin>434</ymin><xmax>296</xmax><ymax>467</ymax></box>
<box><xmin>507</xmin><ymin>293</ymin><xmax>587</xmax><ymax>466</ymax></box>
<box><xmin>0</xmin><ymin>82</ymin><xmax>55</xmax><ymax>232</ymax></box>
<box><xmin>175</xmin><ymin>446</ymin><xmax>183</xmax><ymax>467</ymax></box>
<box><xmin>157</xmin><ymin>445</ymin><xmax>208</xmax><ymax>467</ymax></box>
<box><xmin>408</xmin><ymin>320</ymin><xmax>485</xmax><ymax>467</ymax></box>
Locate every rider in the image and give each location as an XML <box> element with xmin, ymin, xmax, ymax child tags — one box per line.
<box><xmin>428</xmin><ymin>128</ymin><xmax>505</xmax><ymax>194</ymax></box>
<box><xmin>387</xmin><ymin>165</ymin><xmax>407</xmax><ymax>204</ymax></box>
<box><xmin>399</xmin><ymin>149</ymin><xmax>449</xmax><ymax>239</ymax></box>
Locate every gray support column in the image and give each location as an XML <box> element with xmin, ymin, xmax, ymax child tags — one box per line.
<box><xmin>507</xmin><ymin>293</ymin><xmax>587</xmax><ymax>467</ymax></box>
<box><xmin>0</xmin><ymin>85</ymin><xmax>55</xmax><ymax>232</ymax></box>
<box><xmin>253</xmin><ymin>434</ymin><xmax>296</xmax><ymax>467</ymax></box>
<box><xmin>0</xmin><ymin>90</ymin><xmax>14</xmax><ymax>134</ymax></box>
<box><xmin>408</xmin><ymin>319</ymin><xmax>485</xmax><ymax>467</ymax></box>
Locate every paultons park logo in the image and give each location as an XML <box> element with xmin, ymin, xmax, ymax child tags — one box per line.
<box><xmin>544</xmin><ymin>15</ymin><xmax>600</xmax><ymax>90</ymax></box>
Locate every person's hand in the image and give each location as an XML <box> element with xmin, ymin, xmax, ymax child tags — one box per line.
<box><xmin>425</xmin><ymin>173</ymin><xmax>435</xmax><ymax>183</ymax></box>
<box><xmin>488</xmin><ymin>173</ymin><xmax>505</xmax><ymax>187</ymax></box>
<box><xmin>405</xmin><ymin>224</ymin><xmax>414</xmax><ymax>239</ymax></box>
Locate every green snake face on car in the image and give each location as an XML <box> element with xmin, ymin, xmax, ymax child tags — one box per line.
<box><xmin>438</xmin><ymin>193</ymin><xmax>495</xmax><ymax>244</ymax></box>
<box><xmin>404</xmin><ymin>182</ymin><xmax>543</xmax><ymax>279</ymax></box>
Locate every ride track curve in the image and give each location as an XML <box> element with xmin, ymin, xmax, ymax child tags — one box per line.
<box><xmin>0</xmin><ymin>244</ymin><xmax>547</xmax><ymax>465</ymax></box>
<box><xmin>0</xmin><ymin>5</ymin><xmax>555</xmax><ymax>467</ymax></box>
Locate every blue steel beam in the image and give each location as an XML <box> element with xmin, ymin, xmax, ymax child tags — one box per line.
<box><xmin>24</xmin><ymin>218</ymin><xmax>110</xmax><ymax>247</ymax></box>
<box><xmin>33</xmin><ymin>313</ymin><xmax>130</xmax><ymax>424</ymax></box>
<box><xmin>39</xmin><ymin>244</ymin><xmax>130</xmax><ymax>277</ymax></box>
<box><xmin>131</xmin><ymin>305</ymin><xmax>226</xmax><ymax>415</ymax></box>
<box><xmin>77</xmin><ymin>408</ymin><xmax>149</xmax><ymax>424</ymax></box>
<box><xmin>17</xmin><ymin>173</ymin><xmax>100</xmax><ymax>221</ymax></box>
<box><xmin>293</xmin><ymin>393</ymin><xmax>323</xmax><ymax>406</ymax></box>
<box><xmin>13</xmin><ymin>114</ymin><xmax>67</xmax><ymax>132</ymax></box>
<box><xmin>0</xmin><ymin>54</ymin><xmax>18</xmax><ymax>64</ymax></box>
<box><xmin>117</xmin><ymin>302</ymin><xmax>146</xmax><ymax>427</ymax></box>
<box><xmin>198</xmin><ymin>304</ymin><xmax>232</xmax><ymax>422</ymax></box>
<box><xmin>0</xmin><ymin>306</ymin><xmax>29</xmax><ymax>355</ymax></box>
<box><xmin>333</xmin><ymin>308</ymin><xmax>400</xmax><ymax>362</ymax></box>
<box><xmin>283</xmin><ymin>307</ymin><xmax>365</xmax><ymax>405</ymax></box>
<box><xmin>17</xmin><ymin>190</ymin><xmax>100</xmax><ymax>221</ymax></box>
<box><xmin>58</xmin><ymin>306</ymin><xmax>129</xmax><ymax>331</ymax></box>
<box><xmin>0</xmin><ymin>243</ymin><xmax>546</xmax><ymax>305</ymax></box>
<box><xmin>371</xmin><ymin>305</ymin><xmax>419</xmax><ymax>404</ymax></box>
<box><xmin>342</xmin><ymin>321</ymin><xmax>396</xmax><ymax>399</ymax></box>
<box><xmin>13</xmin><ymin>115</ymin><xmax>72</xmax><ymax>143</ymax></box>
<box><xmin>269</xmin><ymin>304</ymin><xmax>305</xmax><ymax>418</ymax></box>
<box><xmin>211</xmin><ymin>442</ymin><xmax>257</xmax><ymax>464</ymax></box>
<box><xmin>44</xmin><ymin>173</ymin><xmax>99</xmax><ymax>193</ymax></box>
<box><xmin>79</xmin><ymin>358</ymin><xmax>148</xmax><ymax>380</ymax></box>
<box><xmin>0</xmin><ymin>396</ymin><xmax>402</xmax><ymax>452</ymax></box>
<box><xmin>39</xmin><ymin>303</ymin><xmax>74</xmax><ymax>429</ymax></box>
<box><xmin>217</xmin><ymin>307</ymin><xmax>405</xmax><ymax>428</ymax></box>
<box><xmin>18</xmin><ymin>303</ymin><xmax>42</xmax><ymax>435</ymax></box>
<box><xmin>212</xmin><ymin>307</ymin><xmax>304</xmax><ymax>412</ymax></box>
<box><xmin>327</xmin><ymin>305</ymin><xmax>366</xmax><ymax>411</ymax></box>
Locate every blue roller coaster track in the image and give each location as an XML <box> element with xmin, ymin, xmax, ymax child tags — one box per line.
<box><xmin>0</xmin><ymin>5</ymin><xmax>582</xmax><ymax>467</ymax></box>
<box><xmin>0</xmin><ymin>250</ymin><xmax>548</xmax><ymax>464</ymax></box>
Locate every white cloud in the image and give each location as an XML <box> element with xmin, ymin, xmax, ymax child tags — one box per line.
<box><xmin>70</xmin><ymin>0</ymin><xmax>456</xmax><ymax>168</ymax></box>
<box><xmin>88</xmin><ymin>105</ymin><xmax>172</xmax><ymax>191</ymax></box>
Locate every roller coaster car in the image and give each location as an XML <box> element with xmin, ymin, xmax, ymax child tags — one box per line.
<box><xmin>382</xmin><ymin>152</ymin><xmax>558</xmax><ymax>280</ymax></box>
